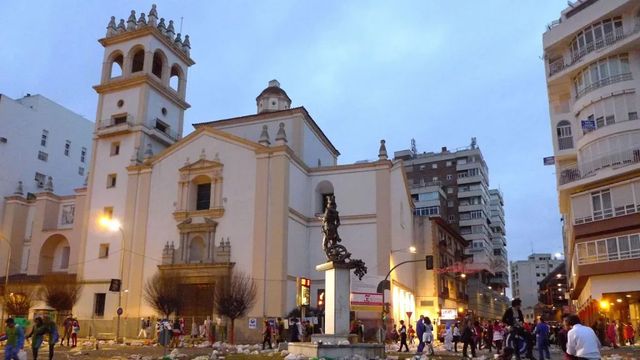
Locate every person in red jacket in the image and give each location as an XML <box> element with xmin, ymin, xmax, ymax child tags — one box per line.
<box><xmin>606</xmin><ymin>320</ymin><xmax>618</xmax><ymax>348</ymax></box>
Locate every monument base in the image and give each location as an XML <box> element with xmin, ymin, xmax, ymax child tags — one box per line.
<box><xmin>287</xmin><ymin>342</ymin><xmax>385</xmax><ymax>359</ymax></box>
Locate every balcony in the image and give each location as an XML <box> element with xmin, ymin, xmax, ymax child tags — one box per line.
<box><xmin>558</xmin><ymin>147</ymin><xmax>640</xmax><ymax>186</ymax></box>
<box><xmin>97</xmin><ymin>114</ymin><xmax>134</xmax><ymax>136</ymax></box>
<box><xmin>548</xmin><ymin>23</ymin><xmax>639</xmax><ymax>78</ymax></box>
<box><xmin>576</xmin><ymin>73</ymin><xmax>632</xmax><ymax>99</ymax></box>
<box><xmin>147</xmin><ymin>118</ymin><xmax>180</xmax><ymax>144</ymax></box>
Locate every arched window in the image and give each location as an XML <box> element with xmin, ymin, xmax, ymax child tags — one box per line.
<box><xmin>110</xmin><ymin>54</ymin><xmax>123</xmax><ymax>78</ymax></box>
<box><xmin>131</xmin><ymin>48</ymin><xmax>145</xmax><ymax>73</ymax></box>
<box><xmin>557</xmin><ymin>120</ymin><xmax>573</xmax><ymax>150</ymax></box>
<box><xmin>152</xmin><ymin>50</ymin><xmax>165</xmax><ymax>78</ymax></box>
<box><xmin>189</xmin><ymin>236</ymin><xmax>205</xmax><ymax>263</ymax></box>
<box><xmin>315</xmin><ymin>180</ymin><xmax>334</xmax><ymax>214</ymax></box>
<box><xmin>189</xmin><ymin>175</ymin><xmax>212</xmax><ymax>211</ymax></box>
<box><xmin>170</xmin><ymin>64</ymin><xmax>183</xmax><ymax>92</ymax></box>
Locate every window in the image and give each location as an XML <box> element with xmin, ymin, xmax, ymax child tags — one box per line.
<box><xmin>447</xmin><ymin>187</ymin><xmax>454</xmax><ymax>194</ymax></box>
<box><xmin>113</xmin><ymin>115</ymin><xmax>127</xmax><ymax>125</ymax></box>
<box><xmin>152</xmin><ymin>51</ymin><xmax>164</xmax><ymax>78</ymax></box>
<box><xmin>448</xmin><ymin>215</ymin><xmax>455</xmax><ymax>221</ymax></box>
<box><xmin>60</xmin><ymin>246</ymin><xmax>70</xmax><ymax>269</ymax></box>
<box><xmin>418</xmin><ymin>192</ymin><xmax>439</xmax><ymax>201</ymax></box>
<box><xmin>103</xmin><ymin>207</ymin><xmax>113</xmax><ymax>219</ymax></box>
<box><xmin>432</xmin><ymin>164</ymin><xmax>438</xmax><ymax>169</ymax></box>
<box><xmin>94</xmin><ymin>293</ymin><xmax>106</xmax><ymax>316</ymax></box>
<box><xmin>570</xmin><ymin>17</ymin><xmax>623</xmax><ymax>62</ymax></box>
<box><xmin>110</xmin><ymin>142</ymin><xmax>120</xmax><ymax>156</ymax></box>
<box><xmin>196</xmin><ymin>183</ymin><xmax>211</xmax><ymax>210</ymax></box>
<box><xmin>591</xmin><ymin>190</ymin><xmax>612</xmax><ymax>220</ymax></box>
<box><xmin>109</xmin><ymin>53</ymin><xmax>123</xmax><ymax>78</ymax></box>
<box><xmin>81</xmin><ymin>147</ymin><xmax>87</xmax><ymax>163</ymax></box>
<box><xmin>35</xmin><ymin>172</ymin><xmax>46</xmax><ymax>185</ymax></box>
<box><xmin>446</xmin><ymin>161</ymin><xmax>452</xmax><ymax>167</ymax></box>
<box><xmin>573</xmin><ymin>54</ymin><xmax>631</xmax><ymax>98</ymax></box>
<box><xmin>447</xmin><ymin>201</ymin><xmax>454</xmax><ymax>207</ymax></box>
<box><xmin>576</xmin><ymin>233</ymin><xmax>640</xmax><ymax>265</ymax></box>
<box><xmin>629</xmin><ymin>112</ymin><xmax>638</xmax><ymax>120</ymax></box>
<box><xmin>432</xmin><ymin>177</ymin><xmax>438</xmax><ymax>182</ymax></box>
<box><xmin>41</xmin><ymin>130</ymin><xmax>48</xmax><ymax>147</ymax></box>
<box><xmin>37</xmin><ymin>151</ymin><xmax>48</xmax><ymax>162</ymax></box>
<box><xmin>155</xmin><ymin>119</ymin><xmax>169</xmax><ymax>133</ymax></box>
<box><xmin>131</xmin><ymin>48</ymin><xmax>145</xmax><ymax>73</ymax></box>
<box><xmin>78</xmin><ymin>167</ymin><xmax>85</xmax><ymax>176</ymax></box>
<box><xmin>414</xmin><ymin>206</ymin><xmax>439</xmax><ymax>216</ymax></box>
<box><xmin>64</xmin><ymin>140</ymin><xmax>71</xmax><ymax>156</ymax></box>
<box><xmin>99</xmin><ymin>244</ymin><xmax>110</xmax><ymax>258</ymax></box>
<box><xmin>556</xmin><ymin>121</ymin><xmax>573</xmax><ymax>150</ymax></box>
<box><xmin>107</xmin><ymin>174</ymin><xmax>117</xmax><ymax>188</ymax></box>
<box><xmin>446</xmin><ymin>174</ymin><xmax>453</xmax><ymax>180</ymax></box>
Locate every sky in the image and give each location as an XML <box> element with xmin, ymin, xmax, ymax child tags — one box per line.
<box><xmin>0</xmin><ymin>1</ymin><xmax>568</xmax><ymax>264</ymax></box>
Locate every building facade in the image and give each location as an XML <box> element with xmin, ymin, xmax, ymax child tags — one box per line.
<box><xmin>510</xmin><ymin>254</ymin><xmax>564</xmax><ymax>321</ymax></box>
<box><xmin>1</xmin><ymin>5</ymin><xmax>423</xmax><ymax>342</ymax></box>
<box><xmin>543</xmin><ymin>0</ymin><xmax>640</xmax><ymax>326</ymax></box>
<box><xmin>395</xmin><ymin>141</ymin><xmax>510</xmax><ymax>319</ymax></box>
<box><xmin>538</xmin><ymin>262</ymin><xmax>570</xmax><ymax>322</ymax></box>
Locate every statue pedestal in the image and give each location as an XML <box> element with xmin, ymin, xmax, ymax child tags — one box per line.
<box><xmin>288</xmin><ymin>261</ymin><xmax>384</xmax><ymax>358</ymax></box>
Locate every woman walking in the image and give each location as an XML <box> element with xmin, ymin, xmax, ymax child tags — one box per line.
<box><xmin>453</xmin><ymin>322</ymin><xmax>461</xmax><ymax>352</ymax></box>
<box><xmin>423</xmin><ymin>317</ymin><xmax>435</xmax><ymax>356</ymax></box>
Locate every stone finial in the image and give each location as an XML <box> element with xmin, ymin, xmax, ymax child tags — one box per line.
<box><xmin>44</xmin><ymin>176</ymin><xmax>54</xmax><ymax>192</ymax></box>
<box><xmin>148</xmin><ymin>4</ymin><xmax>158</xmax><ymax>26</ymax></box>
<box><xmin>117</xmin><ymin>19</ymin><xmax>126</xmax><ymax>33</ymax></box>
<box><xmin>174</xmin><ymin>33</ymin><xmax>183</xmax><ymax>47</ymax></box>
<box><xmin>166</xmin><ymin>20</ymin><xmax>175</xmax><ymax>40</ymax></box>
<box><xmin>137</xmin><ymin>12</ymin><xmax>147</xmax><ymax>27</ymax></box>
<box><xmin>268</xmin><ymin>79</ymin><xmax>280</xmax><ymax>88</ymax></box>
<box><xmin>378</xmin><ymin>139</ymin><xmax>388</xmax><ymax>160</ymax></box>
<box><xmin>144</xmin><ymin>143</ymin><xmax>154</xmax><ymax>159</ymax></box>
<box><xmin>14</xmin><ymin>181</ymin><xmax>24</xmax><ymax>195</ymax></box>
<box><xmin>126</xmin><ymin>10</ymin><xmax>137</xmax><ymax>31</ymax></box>
<box><xmin>106</xmin><ymin>16</ymin><xmax>117</xmax><ymax>37</ymax></box>
<box><xmin>275</xmin><ymin>122</ymin><xmax>288</xmax><ymax>145</ymax></box>
<box><xmin>157</xmin><ymin>18</ymin><xmax>166</xmax><ymax>34</ymax></box>
<box><xmin>182</xmin><ymin>35</ymin><xmax>191</xmax><ymax>56</ymax></box>
<box><xmin>199</xmin><ymin>148</ymin><xmax>206</xmax><ymax>160</ymax></box>
<box><xmin>258</xmin><ymin>125</ymin><xmax>270</xmax><ymax>146</ymax></box>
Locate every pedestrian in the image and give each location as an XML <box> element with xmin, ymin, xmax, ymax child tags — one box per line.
<box><xmin>493</xmin><ymin>320</ymin><xmax>504</xmax><ymax>353</ymax></box>
<box><xmin>391</xmin><ymin>323</ymin><xmax>400</xmax><ymax>344</ymax></box>
<box><xmin>138</xmin><ymin>317</ymin><xmax>148</xmax><ymax>339</ymax></box>
<box><xmin>289</xmin><ymin>318</ymin><xmax>301</xmax><ymax>342</ymax></box>
<box><xmin>534</xmin><ymin>317</ymin><xmax>551</xmax><ymax>360</ymax></box>
<box><xmin>606</xmin><ymin>320</ymin><xmax>618</xmax><ymax>348</ymax></box>
<box><xmin>398</xmin><ymin>319</ymin><xmax>409</xmax><ymax>352</ymax></box>
<box><xmin>474</xmin><ymin>320</ymin><xmax>483</xmax><ymax>350</ymax></box>
<box><xmin>26</xmin><ymin>317</ymin><xmax>47</xmax><ymax>360</ymax></box>
<box><xmin>61</xmin><ymin>315</ymin><xmax>73</xmax><ymax>346</ymax></box>
<box><xmin>172</xmin><ymin>318</ymin><xmax>182</xmax><ymax>348</ymax></box>
<box><xmin>357</xmin><ymin>320</ymin><xmax>364</xmax><ymax>343</ymax></box>
<box><xmin>453</xmin><ymin>322</ymin><xmax>461</xmax><ymax>352</ymax></box>
<box><xmin>485</xmin><ymin>321</ymin><xmax>494</xmax><ymax>353</ymax></box>
<box><xmin>43</xmin><ymin>314</ymin><xmax>58</xmax><ymax>360</ymax></box>
<box><xmin>408</xmin><ymin>324</ymin><xmax>416</xmax><ymax>345</ymax></box>
<box><xmin>444</xmin><ymin>324</ymin><xmax>454</xmax><ymax>351</ymax></box>
<box><xmin>262</xmin><ymin>320</ymin><xmax>273</xmax><ymax>350</ymax></box>
<box><xmin>502</xmin><ymin>298</ymin><xmax>525</xmax><ymax>360</ymax></box>
<box><xmin>276</xmin><ymin>317</ymin><xmax>285</xmax><ymax>345</ymax></box>
<box><xmin>623</xmin><ymin>322</ymin><xmax>634</xmax><ymax>346</ymax></box>
<box><xmin>71</xmin><ymin>318</ymin><xmax>80</xmax><ymax>347</ymax></box>
<box><xmin>191</xmin><ymin>317</ymin><xmax>199</xmax><ymax>340</ymax></box>
<box><xmin>566</xmin><ymin>314</ymin><xmax>601</xmax><ymax>360</ymax></box>
<box><xmin>416</xmin><ymin>315</ymin><xmax>426</xmax><ymax>352</ymax></box>
<box><xmin>0</xmin><ymin>318</ymin><xmax>25</xmax><ymax>360</ymax></box>
<box><xmin>461</xmin><ymin>315</ymin><xmax>477</xmax><ymax>358</ymax></box>
<box><xmin>423</xmin><ymin>317</ymin><xmax>435</xmax><ymax>356</ymax></box>
<box><xmin>557</xmin><ymin>317</ymin><xmax>569</xmax><ymax>355</ymax></box>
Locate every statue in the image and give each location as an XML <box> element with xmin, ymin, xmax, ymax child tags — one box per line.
<box><xmin>321</xmin><ymin>195</ymin><xmax>367</xmax><ymax>280</ymax></box>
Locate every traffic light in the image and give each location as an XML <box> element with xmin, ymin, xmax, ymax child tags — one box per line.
<box><xmin>425</xmin><ymin>255</ymin><xmax>433</xmax><ymax>270</ymax></box>
<box><xmin>317</xmin><ymin>289</ymin><xmax>325</xmax><ymax>310</ymax></box>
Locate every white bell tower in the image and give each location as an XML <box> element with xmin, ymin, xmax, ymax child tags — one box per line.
<box><xmin>77</xmin><ymin>4</ymin><xmax>194</xmax><ymax>322</ymax></box>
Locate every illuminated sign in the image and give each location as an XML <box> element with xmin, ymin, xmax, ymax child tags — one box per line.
<box><xmin>441</xmin><ymin>308</ymin><xmax>457</xmax><ymax>320</ymax></box>
<box><xmin>300</xmin><ymin>277</ymin><xmax>311</xmax><ymax>306</ymax></box>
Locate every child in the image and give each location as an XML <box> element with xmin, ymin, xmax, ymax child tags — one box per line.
<box><xmin>71</xmin><ymin>318</ymin><xmax>80</xmax><ymax>347</ymax></box>
<box><xmin>444</xmin><ymin>324</ymin><xmax>454</xmax><ymax>351</ymax></box>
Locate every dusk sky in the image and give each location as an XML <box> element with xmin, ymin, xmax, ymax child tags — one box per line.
<box><xmin>0</xmin><ymin>1</ymin><xmax>568</xmax><ymax>264</ymax></box>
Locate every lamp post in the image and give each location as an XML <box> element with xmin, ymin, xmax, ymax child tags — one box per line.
<box><xmin>379</xmin><ymin>246</ymin><xmax>417</xmax><ymax>333</ymax></box>
<box><xmin>99</xmin><ymin>217</ymin><xmax>125</xmax><ymax>343</ymax></box>
<box><xmin>0</xmin><ymin>234</ymin><xmax>12</xmax><ymax>332</ymax></box>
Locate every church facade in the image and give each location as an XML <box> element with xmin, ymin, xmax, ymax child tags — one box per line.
<box><xmin>1</xmin><ymin>6</ymin><xmax>421</xmax><ymax>341</ymax></box>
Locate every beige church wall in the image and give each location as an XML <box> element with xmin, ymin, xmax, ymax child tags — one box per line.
<box><xmin>287</xmin><ymin>161</ymin><xmax>311</xmax><ymax>216</ymax></box>
<box><xmin>309</xmin><ymin>170</ymin><xmax>377</xmax><ymax>217</ymax></box>
<box><xmin>213</xmin><ymin>117</ymin><xmax>298</xmax><ymax>153</ymax></box>
<box><xmin>387</xmin><ymin>164</ymin><xmax>416</xmax><ymax>292</ymax></box>
<box><xmin>99</xmin><ymin>88</ymin><xmax>140</xmax><ymax>124</ymax></box>
<box><xmin>145</xmin><ymin>87</ymin><xmax>184</xmax><ymax>137</ymax></box>
<box><xmin>301</xmin><ymin>121</ymin><xmax>336</xmax><ymax>167</ymax></box>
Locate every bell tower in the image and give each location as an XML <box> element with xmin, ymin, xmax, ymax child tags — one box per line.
<box><xmin>77</xmin><ymin>4</ymin><xmax>194</xmax><ymax>321</ymax></box>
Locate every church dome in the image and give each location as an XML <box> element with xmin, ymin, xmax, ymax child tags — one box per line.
<box><xmin>256</xmin><ymin>79</ymin><xmax>291</xmax><ymax>114</ymax></box>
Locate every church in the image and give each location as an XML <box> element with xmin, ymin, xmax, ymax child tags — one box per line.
<box><xmin>1</xmin><ymin>5</ymin><xmax>420</xmax><ymax>341</ymax></box>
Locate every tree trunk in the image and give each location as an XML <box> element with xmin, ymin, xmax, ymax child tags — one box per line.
<box><xmin>230</xmin><ymin>318</ymin><xmax>235</xmax><ymax>344</ymax></box>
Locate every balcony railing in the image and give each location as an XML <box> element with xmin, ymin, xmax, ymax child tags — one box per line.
<box><xmin>548</xmin><ymin>25</ymin><xmax>637</xmax><ymax>77</ymax></box>
<box><xmin>576</xmin><ymin>73</ymin><xmax>632</xmax><ymax>99</ymax></box>
<box><xmin>98</xmin><ymin>115</ymin><xmax>134</xmax><ymax>130</ymax></box>
<box><xmin>148</xmin><ymin>118</ymin><xmax>180</xmax><ymax>142</ymax></box>
<box><xmin>558</xmin><ymin>147</ymin><xmax>640</xmax><ymax>185</ymax></box>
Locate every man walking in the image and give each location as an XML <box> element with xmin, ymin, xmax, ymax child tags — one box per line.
<box><xmin>416</xmin><ymin>314</ymin><xmax>426</xmax><ymax>353</ymax></box>
<box><xmin>534</xmin><ymin>317</ymin><xmax>551</xmax><ymax>360</ymax></box>
<box><xmin>398</xmin><ymin>320</ymin><xmax>409</xmax><ymax>352</ymax></box>
<box><xmin>566</xmin><ymin>314</ymin><xmax>601</xmax><ymax>360</ymax></box>
<box><xmin>0</xmin><ymin>318</ymin><xmax>25</xmax><ymax>360</ymax></box>
<box><xmin>502</xmin><ymin>298</ymin><xmax>525</xmax><ymax>359</ymax></box>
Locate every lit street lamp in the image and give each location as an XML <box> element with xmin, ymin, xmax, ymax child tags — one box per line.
<box><xmin>99</xmin><ymin>216</ymin><xmax>125</xmax><ymax>343</ymax></box>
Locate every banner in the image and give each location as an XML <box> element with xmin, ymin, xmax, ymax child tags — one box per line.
<box><xmin>351</xmin><ymin>292</ymin><xmax>383</xmax><ymax>312</ymax></box>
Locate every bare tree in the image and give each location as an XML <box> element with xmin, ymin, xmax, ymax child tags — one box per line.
<box><xmin>4</xmin><ymin>283</ymin><xmax>34</xmax><ymax>316</ymax></box>
<box><xmin>40</xmin><ymin>274</ymin><xmax>82</xmax><ymax>319</ymax></box>
<box><xmin>213</xmin><ymin>271</ymin><xmax>257</xmax><ymax>344</ymax></box>
<box><xmin>143</xmin><ymin>272</ymin><xmax>183</xmax><ymax>318</ymax></box>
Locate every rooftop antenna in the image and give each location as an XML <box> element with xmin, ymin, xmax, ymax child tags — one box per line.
<box><xmin>410</xmin><ymin>138</ymin><xmax>417</xmax><ymax>155</ymax></box>
<box><xmin>179</xmin><ymin>16</ymin><xmax>184</xmax><ymax>33</ymax></box>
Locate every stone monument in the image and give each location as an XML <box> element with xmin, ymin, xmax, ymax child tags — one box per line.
<box><xmin>288</xmin><ymin>196</ymin><xmax>384</xmax><ymax>358</ymax></box>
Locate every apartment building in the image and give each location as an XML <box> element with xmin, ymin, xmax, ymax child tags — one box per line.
<box><xmin>510</xmin><ymin>253</ymin><xmax>564</xmax><ymax>321</ymax></box>
<box><xmin>543</xmin><ymin>0</ymin><xmax>640</xmax><ymax>326</ymax></box>
<box><xmin>395</xmin><ymin>139</ymin><xmax>509</xmax><ymax>319</ymax></box>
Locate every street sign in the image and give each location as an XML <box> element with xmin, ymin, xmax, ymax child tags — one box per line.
<box><xmin>425</xmin><ymin>255</ymin><xmax>433</xmax><ymax>270</ymax></box>
<box><xmin>441</xmin><ymin>308</ymin><xmax>456</xmax><ymax>320</ymax></box>
<box><xmin>248</xmin><ymin>318</ymin><xmax>257</xmax><ymax>329</ymax></box>
<box><xmin>543</xmin><ymin>156</ymin><xmax>555</xmax><ymax>166</ymax></box>
<box><xmin>116</xmin><ymin>307</ymin><xmax>123</xmax><ymax>316</ymax></box>
<box><xmin>581</xmin><ymin>119</ymin><xmax>596</xmax><ymax>132</ymax></box>
<box><xmin>299</xmin><ymin>278</ymin><xmax>311</xmax><ymax>306</ymax></box>
<box><xmin>406</xmin><ymin>311</ymin><xmax>413</xmax><ymax>319</ymax></box>
<box><xmin>109</xmin><ymin>279</ymin><xmax>121</xmax><ymax>292</ymax></box>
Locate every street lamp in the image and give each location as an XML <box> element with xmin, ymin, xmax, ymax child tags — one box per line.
<box><xmin>0</xmin><ymin>234</ymin><xmax>13</xmax><ymax>332</ymax></box>
<box><xmin>99</xmin><ymin>216</ymin><xmax>125</xmax><ymax>343</ymax></box>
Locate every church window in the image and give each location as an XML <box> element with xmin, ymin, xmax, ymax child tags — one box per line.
<box><xmin>113</xmin><ymin>115</ymin><xmax>127</xmax><ymax>125</ymax></box>
<box><xmin>196</xmin><ymin>183</ymin><xmax>211</xmax><ymax>210</ymax></box>
<box><xmin>110</xmin><ymin>142</ymin><xmax>120</xmax><ymax>156</ymax></box>
<box><xmin>189</xmin><ymin>237</ymin><xmax>205</xmax><ymax>263</ymax></box>
<box><xmin>107</xmin><ymin>174</ymin><xmax>117</xmax><ymax>188</ymax></box>
<box><xmin>64</xmin><ymin>140</ymin><xmax>71</xmax><ymax>156</ymax></box>
<box><xmin>117</xmin><ymin>99</ymin><xmax>124</xmax><ymax>108</ymax></box>
<box><xmin>152</xmin><ymin>51</ymin><xmax>164</xmax><ymax>78</ymax></box>
<box><xmin>35</xmin><ymin>172</ymin><xmax>46</xmax><ymax>186</ymax></box>
<box><xmin>110</xmin><ymin>54</ymin><xmax>123</xmax><ymax>78</ymax></box>
<box><xmin>93</xmin><ymin>293</ymin><xmax>106</xmax><ymax>316</ymax></box>
<box><xmin>131</xmin><ymin>48</ymin><xmax>145</xmax><ymax>73</ymax></box>
<box><xmin>161</xmin><ymin>107</ymin><xmax>167</xmax><ymax>116</ymax></box>
<box><xmin>315</xmin><ymin>180</ymin><xmax>335</xmax><ymax>213</ymax></box>
<box><xmin>155</xmin><ymin>119</ymin><xmax>168</xmax><ymax>133</ymax></box>
<box><xmin>99</xmin><ymin>244</ymin><xmax>109</xmax><ymax>259</ymax></box>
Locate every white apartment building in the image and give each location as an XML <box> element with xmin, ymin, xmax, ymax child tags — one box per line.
<box><xmin>543</xmin><ymin>0</ymin><xmax>640</xmax><ymax>326</ymax></box>
<box><xmin>510</xmin><ymin>253</ymin><xmax>563</xmax><ymax>307</ymax></box>
<box><xmin>0</xmin><ymin>94</ymin><xmax>92</xmax><ymax>270</ymax></box>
